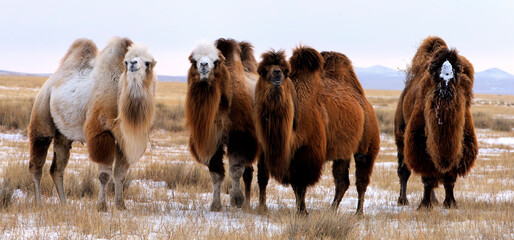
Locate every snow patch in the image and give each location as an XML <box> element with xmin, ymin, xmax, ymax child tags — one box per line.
<box><xmin>440</xmin><ymin>60</ymin><xmax>454</xmax><ymax>82</ymax></box>
<box><xmin>481</xmin><ymin>137</ymin><xmax>514</xmax><ymax>146</ymax></box>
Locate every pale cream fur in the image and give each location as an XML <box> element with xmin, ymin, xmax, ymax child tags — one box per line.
<box><xmin>29</xmin><ymin>37</ymin><xmax>156</xmax><ymax>211</ymax></box>
<box><xmin>117</xmin><ymin>44</ymin><xmax>157</xmax><ymax>165</ymax></box>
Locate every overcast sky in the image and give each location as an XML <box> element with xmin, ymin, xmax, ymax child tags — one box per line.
<box><xmin>1</xmin><ymin>0</ymin><xmax>513</xmax><ymax>76</ymax></box>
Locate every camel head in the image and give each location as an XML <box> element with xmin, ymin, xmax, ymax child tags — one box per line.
<box><xmin>123</xmin><ymin>44</ymin><xmax>156</xmax><ymax>80</ymax></box>
<box><xmin>428</xmin><ymin>48</ymin><xmax>462</xmax><ymax>100</ymax></box>
<box><xmin>188</xmin><ymin>42</ymin><xmax>225</xmax><ymax>82</ymax></box>
<box><xmin>258</xmin><ymin>50</ymin><xmax>290</xmax><ymax>86</ymax></box>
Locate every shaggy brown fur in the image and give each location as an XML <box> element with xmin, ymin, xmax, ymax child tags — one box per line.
<box><xmin>394</xmin><ymin>36</ymin><xmax>478</xmax><ymax>209</ymax></box>
<box><xmin>255</xmin><ymin>47</ymin><xmax>380</xmax><ymax>214</ymax></box>
<box><xmin>186</xmin><ymin>39</ymin><xmax>259</xmax><ymax>211</ymax></box>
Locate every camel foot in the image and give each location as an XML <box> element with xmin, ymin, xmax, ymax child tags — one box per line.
<box><xmin>398</xmin><ymin>196</ymin><xmax>409</xmax><ymax>206</ymax></box>
<box><xmin>230</xmin><ymin>189</ymin><xmax>245</xmax><ymax>208</ymax></box>
<box><xmin>210</xmin><ymin>201</ymin><xmax>222</xmax><ymax>212</ymax></box>
<box><xmin>97</xmin><ymin>202</ymin><xmax>108</xmax><ymax>212</ymax></box>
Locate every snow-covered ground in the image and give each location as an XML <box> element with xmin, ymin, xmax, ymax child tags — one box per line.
<box><xmin>0</xmin><ymin>127</ymin><xmax>512</xmax><ymax>239</ymax></box>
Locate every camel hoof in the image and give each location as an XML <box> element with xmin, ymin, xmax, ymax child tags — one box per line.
<box><xmin>97</xmin><ymin>202</ymin><xmax>108</xmax><ymax>212</ymax></box>
<box><xmin>398</xmin><ymin>197</ymin><xmax>409</xmax><ymax>206</ymax></box>
<box><xmin>116</xmin><ymin>200</ymin><xmax>126</xmax><ymax>210</ymax></box>
<box><xmin>443</xmin><ymin>199</ymin><xmax>457</xmax><ymax>209</ymax></box>
<box><xmin>296</xmin><ymin>209</ymin><xmax>309</xmax><ymax>217</ymax></box>
<box><xmin>210</xmin><ymin>202</ymin><xmax>222</xmax><ymax>212</ymax></box>
<box><xmin>355</xmin><ymin>209</ymin><xmax>364</xmax><ymax>216</ymax></box>
<box><xmin>257</xmin><ymin>204</ymin><xmax>269</xmax><ymax>214</ymax></box>
<box><xmin>241</xmin><ymin>200</ymin><xmax>251</xmax><ymax>211</ymax></box>
<box><xmin>416</xmin><ymin>202</ymin><xmax>433</xmax><ymax>211</ymax></box>
<box><xmin>230</xmin><ymin>190</ymin><xmax>245</xmax><ymax>208</ymax></box>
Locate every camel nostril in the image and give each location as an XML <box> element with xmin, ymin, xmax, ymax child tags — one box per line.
<box><xmin>130</xmin><ymin>60</ymin><xmax>137</xmax><ymax>65</ymax></box>
<box><xmin>272</xmin><ymin>69</ymin><xmax>281</xmax><ymax>75</ymax></box>
<box><xmin>200</xmin><ymin>62</ymin><xmax>208</xmax><ymax>67</ymax></box>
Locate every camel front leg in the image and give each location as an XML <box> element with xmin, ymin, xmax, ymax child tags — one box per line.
<box><xmin>228</xmin><ymin>156</ymin><xmax>245</xmax><ymax>208</ymax></box>
<box><xmin>208</xmin><ymin>146</ymin><xmax>225</xmax><ymax>211</ymax></box>
<box><xmin>443</xmin><ymin>173</ymin><xmax>457</xmax><ymax>209</ymax></box>
<box><xmin>97</xmin><ymin>164</ymin><xmax>112</xmax><ymax>212</ymax></box>
<box><xmin>242</xmin><ymin>166</ymin><xmax>253</xmax><ymax>210</ymax></box>
<box><xmin>257</xmin><ymin>154</ymin><xmax>269</xmax><ymax>213</ymax></box>
<box><xmin>113</xmin><ymin>146</ymin><xmax>129</xmax><ymax>210</ymax></box>
<box><xmin>292</xmin><ymin>184</ymin><xmax>308</xmax><ymax>215</ymax></box>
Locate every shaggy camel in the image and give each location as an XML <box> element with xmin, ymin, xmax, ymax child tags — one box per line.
<box><xmin>28</xmin><ymin>37</ymin><xmax>157</xmax><ymax>211</ymax></box>
<box><xmin>255</xmin><ymin>47</ymin><xmax>380</xmax><ymax>214</ymax></box>
<box><xmin>395</xmin><ymin>36</ymin><xmax>477</xmax><ymax>209</ymax></box>
<box><xmin>186</xmin><ymin>39</ymin><xmax>259</xmax><ymax>211</ymax></box>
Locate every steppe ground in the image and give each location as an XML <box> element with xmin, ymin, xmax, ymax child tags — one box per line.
<box><xmin>0</xmin><ymin>75</ymin><xmax>512</xmax><ymax>239</ymax></box>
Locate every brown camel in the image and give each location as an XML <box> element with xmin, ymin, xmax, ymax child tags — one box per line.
<box><xmin>395</xmin><ymin>36</ymin><xmax>478</xmax><ymax>209</ymax></box>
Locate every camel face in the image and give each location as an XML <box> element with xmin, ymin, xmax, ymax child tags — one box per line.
<box><xmin>123</xmin><ymin>45</ymin><xmax>155</xmax><ymax>81</ymax></box>
<box><xmin>189</xmin><ymin>43</ymin><xmax>221</xmax><ymax>81</ymax></box>
<box><xmin>429</xmin><ymin>50</ymin><xmax>462</xmax><ymax>100</ymax></box>
<box><xmin>257</xmin><ymin>50</ymin><xmax>290</xmax><ymax>86</ymax></box>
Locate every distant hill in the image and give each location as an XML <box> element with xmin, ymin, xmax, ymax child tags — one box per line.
<box><xmin>157</xmin><ymin>75</ymin><xmax>187</xmax><ymax>82</ymax></box>
<box><xmin>2</xmin><ymin>67</ymin><xmax>513</xmax><ymax>95</ymax></box>
<box><xmin>355</xmin><ymin>66</ymin><xmax>514</xmax><ymax>95</ymax></box>
<box><xmin>0</xmin><ymin>70</ymin><xmax>51</xmax><ymax>77</ymax></box>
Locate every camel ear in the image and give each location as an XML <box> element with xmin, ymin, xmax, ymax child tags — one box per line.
<box><xmin>218</xmin><ymin>52</ymin><xmax>226</xmax><ymax>64</ymax></box>
<box><xmin>257</xmin><ymin>63</ymin><xmax>268</xmax><ymax>78</ymax></box>
<box><xmin>189</xmin><ymin>54</ymin><xmax>197</xmax><ymax>67</ymax></box>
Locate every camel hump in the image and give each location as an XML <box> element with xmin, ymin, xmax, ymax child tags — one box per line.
<box><xmin>105</xmin><ymin>36</ymin><xmax>133</xmax><ymax>57</ymax></box>
<box><xmin>215</xmin><ymin>38</ymin><xmax>242</xmax><ymax>64</ymax></box>
<box><xmin>290</xmin><ymin>45</ymin><xmax>324</xmax><ymax>75</ymax></box>
<box><xmin>239</xmin><ymin>41</ymin><xmax>258</xmax><ymax>73</ymax></box>
<box><xmin>320</xmin><ymin>51</ymin><xmax>365</xmax><ymax>94</ymax></box>
<box><xmin>419</xmin><ymin>36</ymin><xmax>448</xmax><ymax>58</ymax></box>
<box><xmin>60</xmin><ymin>38</ymin><xmax>98</xmax><ymax>71</ymax></box>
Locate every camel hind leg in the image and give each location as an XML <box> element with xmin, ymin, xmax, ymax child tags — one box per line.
<box><xmin>50</xmin><ymin>131</ymin><xmax>72</xmax><ymax>204</ymax></box>
<box><xmin>354</xmin><ymin>152</ymin><xmax>375</xmax><ymax>215</ymax></box>
<box><xmin>331</xmin><ymin>159</ymin><xmax>350</xmax><ymax>210</ymax></box>
<box><xmin>29</xmin><ymin>135</ymin><xmax>52</xmax><ymax>204</ymax></box>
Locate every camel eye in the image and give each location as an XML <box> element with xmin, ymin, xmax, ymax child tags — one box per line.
<box><xmin>145</xmin><ymin>61</ymin><xmax>150</xmax><ymax>68</ymax></box>
<box><xmin>191</xmin><ymin>60</ymin><xmax>197</xmax><ymax>67</ymax></box>
<box><xmin>284</xmin><ymin>69</ymin><xmax>289</xmax><ymax>78</ymax></box>
<box><xmin>124</xmin><ymin>60</ymin><xmax>128</xmax><ymax>67</ymax></box>
<box><xmin>213</xmin><ymin>60</ymin><xmax>219</xmax><ymax>67</ymax></box>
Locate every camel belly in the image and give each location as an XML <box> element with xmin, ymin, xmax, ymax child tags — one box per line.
<box><xmin>50</xmin><ymin>74</ymin><xmax>95</xmax><ymax>142</ymax></box>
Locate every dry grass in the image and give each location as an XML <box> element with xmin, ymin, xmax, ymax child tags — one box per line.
<box><xmin>153</xmin><ymin>103</ymin><xmax>186</xmax><ymax>132</ymax></box>
<box><xmin>0</xmin><ymin>76</ymin><xmax>513</xmax><ymax>239</ymax></box>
